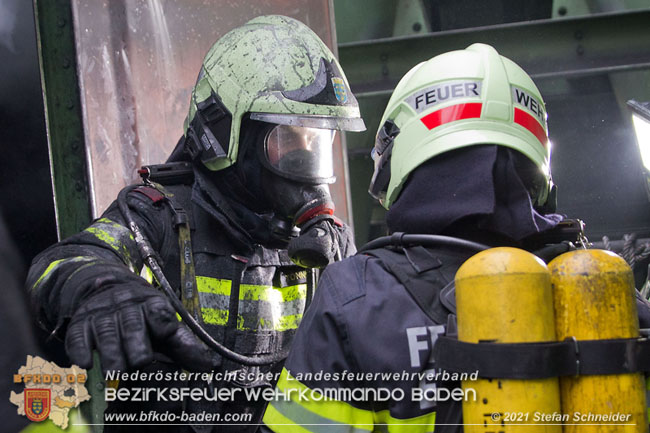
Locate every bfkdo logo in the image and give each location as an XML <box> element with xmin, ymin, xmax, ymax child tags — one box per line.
<box><xmin>10</xmin><ymin>355</ymin><xmax>91</xmax><ymax>429</ymax></box>
<box><xmin>25</xmin><ymin>389</ymin><xmax>51</xmax><ymax>422</ymax></box>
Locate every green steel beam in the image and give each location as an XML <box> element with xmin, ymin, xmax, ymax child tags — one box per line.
<box><xmin>34</xmin><ymin>0</ymin><xmax>92</xmax><ymax>240</ymax></box>
<box><xmin>35</xmin><ymin>3</ymin><xmax>100</xmax><ymax>426</ymax></box>
<box><xmin>340</xmin><ymin>9</ymin><xmax>650</xmax><ymax>96</ymax></box>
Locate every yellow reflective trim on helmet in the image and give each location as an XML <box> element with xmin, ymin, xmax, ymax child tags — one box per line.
<box><xmin>32</xmin><ymin>256</ymin><xmax>95</xmax><ymax>289</ymax></box>
<box><xmin>196</xmin><ymin>276</ymin><xmax>306</xmax><ymax>302</ymax></box>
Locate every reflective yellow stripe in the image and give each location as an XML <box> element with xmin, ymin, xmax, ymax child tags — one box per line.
<box><xmin>275</xmin><ymin>314</ymin><xmax>303</xmax><ymax>332</ymax></box>
<box><xmin>265</xmin><ymin>369</ymin><xmax>436</xmax><ymax>433</ymax></box>
<box><xmin>240</xmin><ymin>283</ymin><xmax>306</xmax><ymax>303</ymax></box>
<box><xmin>196</xmin><ymin>276</ymin><xmax>306</xmax><ymax>303</ymax></box>
<box><xmin>196</xmin><ymin>276</ymin><xmax>231</xmax><ymax>295</ymax></box>
<box><xmin>264</xmin><ymin>403</ymin><xmax>315</xmax><ymax>433</ymax></box>
<box><xmin>140</xmin><ymin>265</ymin><xmax>154</xmax><ymax>284</ymax></box>
<box><xmin>95</xmin><ymin>217</ymin><xmax>135</xmax><ymax>237</ymax></box>
<box><xmin>271</xmin><ymin>369</ymin><xmax>374</xmax><ymax>428</ymax></box>
<box><xmin>32</xmin><ymin>256</ymin><xmax>94</xmax><ymax>289</ymax></box>
<box><xmin>201</xmin><ymin>308</ymin><xmax>229</xmax><ymax>326</ymax></box>
<box><xmin>32</xmin><ymin>258</ymin><xmax>66</xmax><ymax>289</ymax></box>
<box><xmin>375</xmin><ymin>409</ymin><xmax>435</xmax><ymax>433</ymax></box>
<box><xmin>201</xmin><ymin>308</ymin><xmax>302</xmax><ymax>331</ymax></box>
<box><xmin>83</xmin><ymin>218</ymin><xmax>135</xmax><ymax>268</ymax></box>
<box><xmin>196</xmin><ymin>276</ymin><xmax>306</xmax><ymax>330</ymax></box>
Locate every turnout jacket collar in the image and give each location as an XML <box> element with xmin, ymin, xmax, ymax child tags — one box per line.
<box><xmin>192</xmin><ymin>165</ymin><xmax>284</xmax><ymax>251</ymax></box>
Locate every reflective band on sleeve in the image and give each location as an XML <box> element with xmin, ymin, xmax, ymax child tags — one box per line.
<box><xmin>264</xmin><ymin>368</ymin><xmax>373</xmax><ymax>431</ymax></box>
<box><xmin>420</xmin><ymin>103</ymin><xmax>482</xmax><ymax>130</ymax></box>
<box><xmin>83</xmin><ymin>218</ymin><xmax>136</xmax><ymax>267</ymax></box>
<box><xmin>32</xmin><ymin>256</ymin><xmax>95</xmax><ymax>289</ymax></box>
<box><xmin>375</xmin><ymin>411</ymin><xmax>436</xmax><ymax>433</ymax></box>
<box><xmin>514</xmin><ymin>107</ymin><xmax>548</xmax><ymax>147</ymax></box>
<box><xmin>264</xmin><ymin>369</ymin><xmax>436</xmax><ymax>433</ymax></box>
<box><xmin>140</xmin><ymin>265</ymin><xmax>154</xmax><ymax>284</ymax></box>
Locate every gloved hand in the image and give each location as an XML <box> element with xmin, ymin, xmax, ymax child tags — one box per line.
<box><xmin>65</xmin><ymin>285</ymin><xmax>217</xmax><ymax>373</ymax></box>
<box><xmin>288</xmin><ymin>215</ymin><xmax>356</xmax><ymax>268</ymax></box>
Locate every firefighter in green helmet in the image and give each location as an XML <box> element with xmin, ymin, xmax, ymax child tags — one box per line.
<box><xmin>27</xmin><ymin>15</ymin><xmax>364</xmax><ymax>432</ymax></box>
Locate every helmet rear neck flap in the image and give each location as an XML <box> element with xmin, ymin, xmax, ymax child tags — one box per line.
<box><xmin>369</xmin><ymin>43</ymin><xmax>552</xmax><ymax>211</ymax></box>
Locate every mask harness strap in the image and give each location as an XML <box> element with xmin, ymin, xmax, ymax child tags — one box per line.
<box><xmin>165</xmin><ymin>191</ymin><xmax>202</xmax><ymax>322</ymax></box>
<box><xmin>225</xmin><ymin>255</ymin><xmax>248</xmax><ymax>350</ymax></box>
<box><xmin>117</xmin><ymin>180</ymin><xmax>289</xmax><ymax>366</ymax></box>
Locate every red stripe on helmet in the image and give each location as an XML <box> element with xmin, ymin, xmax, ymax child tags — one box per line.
<box><xmin>420</xmin><ymin>103</ymin><xmax>483</xmax><ymax>130</ymax></box>
<box><xmin>514</xmin><ymin>107</ymin><xmax>547</xmax><ymax>147</ymax></box>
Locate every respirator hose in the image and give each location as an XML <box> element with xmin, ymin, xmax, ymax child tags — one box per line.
<box><xmin>118</xmin><ymin>185</ymin><xmax>288</xmax><ymax>366</ymax></box>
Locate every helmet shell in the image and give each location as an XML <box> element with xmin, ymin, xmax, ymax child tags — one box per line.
<box><xmin>185</xmin><ymin>15</ymin><xmax>364</xmax><ymax>171</ymax></box>
<box><xmin>371</xmin><ymin>43</ymin><xmax>551</xmax><ymax>209</ymax></box>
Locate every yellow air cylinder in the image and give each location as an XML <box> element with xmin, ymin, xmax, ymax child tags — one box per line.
<box><xmin>456</xmin><ymin>247</ymin><xmax>562</xmax><ymax>433</ymax></box>
<box><xmin>548</xmin><ymin>249</ymin><xmax>648</xmax><ymax>433</ymax></box>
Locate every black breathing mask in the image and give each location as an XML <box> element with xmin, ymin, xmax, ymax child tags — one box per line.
<box><xmin>257</xmin><ymin>123</ymin><xmax>344</xmax><ymax>268</ymax></box>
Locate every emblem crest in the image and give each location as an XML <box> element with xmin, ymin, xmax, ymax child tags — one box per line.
<box><xmin>331</xmin><ymin>77</ymin><xmax>348</xmax><ymax>103</ymax></box>
<box><xmin>25</xmin><ymin>389</ymin><xmax>50</xmax><ymax>422</ymax></box>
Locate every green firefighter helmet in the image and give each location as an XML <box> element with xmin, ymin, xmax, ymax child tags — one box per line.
<box><xmin>369</xmin><ymin>43</ymin><xmax>552</xmax><ymax>209</ymax></box>
<box><xmin>184</xmin><ymin>15</ymin><xmax>365</xmax><ymax>172</ymax></box>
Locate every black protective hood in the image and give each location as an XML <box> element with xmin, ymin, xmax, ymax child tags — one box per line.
<box><xmin>386</xmin><ymin>145</ymin><xmax>563</xmax><ymax>242</ymax></box>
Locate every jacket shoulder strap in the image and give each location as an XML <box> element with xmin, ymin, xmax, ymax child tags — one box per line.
<box><xmin>363</xmin><ymin>246</ymin><xmax>452</xmax><ymax>324</ymax></box>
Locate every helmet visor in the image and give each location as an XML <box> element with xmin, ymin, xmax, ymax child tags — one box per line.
<box><xmin>264</xmin><ymin>125</ymin><xmax>336</xmax><ymax>182</ymax></box>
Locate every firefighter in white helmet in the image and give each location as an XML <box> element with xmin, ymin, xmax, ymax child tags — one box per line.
<box><xmin>262</xmin><ymin>43</ymin><xmax>576</xmax><ymax>432</ymax></box>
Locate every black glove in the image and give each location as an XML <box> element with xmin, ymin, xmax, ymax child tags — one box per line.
<box><xmin>288</xmin><ymin>215</ymin><xmax>356</xmax><ymax>268</ymax></box>
<box><xmin>65</xmin><ymin>285</ymin><xmax>217</xmax><ymax>373</ymax></box>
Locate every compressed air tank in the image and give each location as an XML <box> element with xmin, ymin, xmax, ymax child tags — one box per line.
<box><xmin>456</xmin><ymin>247</ymin><xmax>561</xmax><ymax>432</ymax></box>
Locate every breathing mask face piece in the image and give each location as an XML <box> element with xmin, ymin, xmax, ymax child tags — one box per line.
<box><xmin>262</xmin><ymin>164</ymin><xmax>341</xmax><ymax>267</ymax></box>
<box><xmin>262</xmin><ymin>125</ymin><xmax>336</xmax><ymax>184</ymax></box>
<box><xmin>257</xmin><ymin>124</ymin><xmax>342</xmax><ymax>266</ymax></box>
<box><xmin>261</xmin><ymin>173</ymin><xmax>334</xmax><ymax>226</ymax></box>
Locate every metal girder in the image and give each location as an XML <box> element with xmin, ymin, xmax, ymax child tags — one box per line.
<box><xmin>339</xmin><ymin>9</ymin><xmax>650</xmax><ymax>95</ymax></box>
<box><xmin>34</xmin><ymin>0</ymin><xmax>92</xmax><ymax>240</ymax></box>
